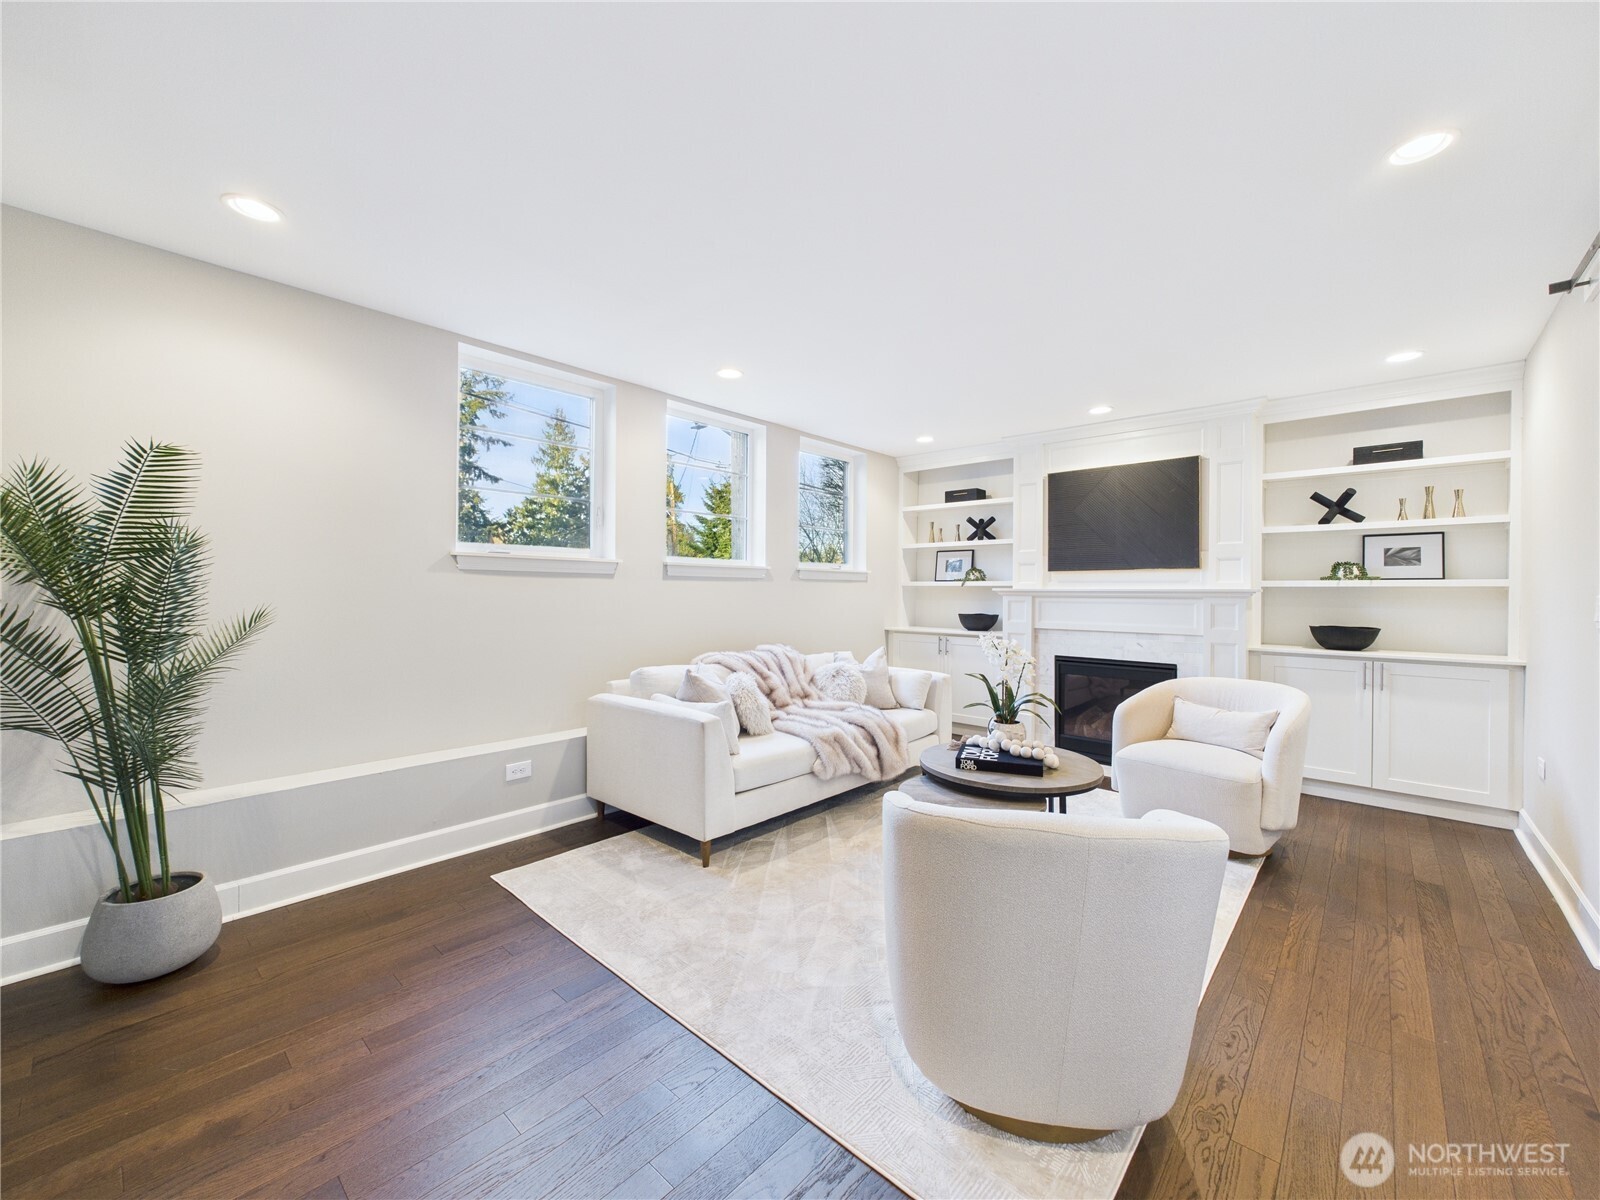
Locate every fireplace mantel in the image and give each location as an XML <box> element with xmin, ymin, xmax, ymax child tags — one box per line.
<box><xmin>1001</xmin><ymin>586</ymin><xmax>1254</xmax><ymax>681</ymax></box>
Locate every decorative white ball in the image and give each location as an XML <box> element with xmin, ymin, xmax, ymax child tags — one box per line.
<box><xmin>986</xmin><ymin>736</ymin><xmax>1000</xmax><ymax>751</ymax></box>
<box><xmin>1044</xmin><ymin>754</ymin><xmax>1060</xmax><ymax>769</ymax></box>
<box><xmin>1021</xmin><ymin>746</ymin><xmax>1035</xmax><ymax>759</ymax></box>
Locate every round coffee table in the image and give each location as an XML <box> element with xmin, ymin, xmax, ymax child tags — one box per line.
<box><xmin>914</xmin><ymin>742</ymin><xmax>1105</xmax><ymax>813</ymax></box>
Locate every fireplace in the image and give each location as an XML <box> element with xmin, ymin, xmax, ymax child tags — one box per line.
<box><xmin>1054</xmin><ymin>656</ymin><xmax>1178</xmax><ymax>764</ymax></box>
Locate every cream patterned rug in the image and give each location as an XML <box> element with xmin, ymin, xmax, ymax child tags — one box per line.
<box><xmin>495</xmin><ymin>781</ymin><xmax>1262</xmax><ymax>1200</ymax></box>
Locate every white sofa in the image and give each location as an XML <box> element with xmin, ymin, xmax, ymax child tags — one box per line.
<box><xmin>586</xmin><ymin>653</ymin><xmax>951</xmax><ymax>866</ymax></box>
<box><xmin>882</xmin><ymin>792</ymin><xmax>1230</xmax><ymax>1140</ymax></box>
<box><xmin>1112</xmin><ymin>677</ymin><xmax>1311</xmax><ymax>855</ymax></box>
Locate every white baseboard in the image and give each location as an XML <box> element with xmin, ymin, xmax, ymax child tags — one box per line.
<box><xmin>1302</xmin><ymin>780</ymin><xmax>1520</xmax><ymax>829</ymax></box>
<box><xmin>0</xmin><ymin>792</ymin><xmax>593</xmax><ymax>986</ymax></box>
<box><xmin>1516</xmin><ymin>812</ymin><xmax>1600</xmax><ymax>969</ymax></box>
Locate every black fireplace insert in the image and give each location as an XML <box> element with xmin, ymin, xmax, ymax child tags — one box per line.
<box><xmin>1053</xmin><ymin>656</ymin><xmax>1178</xmax><ymax>764</ymax></box>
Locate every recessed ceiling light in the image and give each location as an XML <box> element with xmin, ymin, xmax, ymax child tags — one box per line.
<box><xmin>1385</xmin><ymin>349</ymin><xmax>1424</xmax><ymax>364</ymax></box>
<box><xmin>915</xmin><ymin>435</ymin><xmax>934</xmax><ymax>444</ymax></box>
<box><xmin>220</xmin><ymin>193</ymin><xmax>283</xmax><ymax>222</ymax></box>
<box><xmin>1088</xmin><ymin>405</ymin><xmax>1113</xmax><ymax>416</ymax></box>
<box><xmin>1387</xmin><ymin>130</ymin><xmax>1457</xmax><ymax>166</ymax></box>
<box><xmin>715</xmin><ymin>367</ymin><xmax>743</xmax><ymax>380</ymax></box>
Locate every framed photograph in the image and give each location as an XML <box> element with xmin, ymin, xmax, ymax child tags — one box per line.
<box><xmin>934</xmin><ymin>548</ymin><xmax>973</xmax><ymax>581</ymax></box>
<box><xmin>1362</xmin><ymin>531</ymin><xmax>1444</xmax><ymax>580</ymax></box>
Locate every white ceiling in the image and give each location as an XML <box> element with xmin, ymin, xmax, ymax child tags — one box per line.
<box><xmin>3</xmin><ymin>2</ymin><xmax>1595</xmax><ymax>456</ymax></box>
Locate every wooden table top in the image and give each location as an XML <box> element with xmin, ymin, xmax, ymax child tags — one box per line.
<box><xmin>916</xmin><ymin>742</ymin><xmax>1105</xmax><ymax>800</ymax></box>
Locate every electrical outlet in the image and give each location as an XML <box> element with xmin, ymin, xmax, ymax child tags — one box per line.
<box><xmin>505</xmin><ymin>759</ymin><xmax>532</xmax><ymax>782</ymax></box>
<box><xmin>1537</xmin><ymin>757</ymin><xmax>1547</xmax><ymax>781</ymax></box>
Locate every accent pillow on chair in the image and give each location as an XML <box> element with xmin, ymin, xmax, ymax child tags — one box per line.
<box><xmin>1165</xmin><ymin>696</ymin><xmax>1278</xmax><ymax>757</ymax></box>
<box><xmin>814</xmin><ymin>661</ymin><xmax>868</xmax><ymax>703</ymax></box>
<box><xmin>650</xmin><ymin>694</ymin><xmax>741</xmax><ymax>754</ymax></box>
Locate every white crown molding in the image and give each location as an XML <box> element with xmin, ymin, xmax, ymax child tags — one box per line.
<box><xmin>1262</xmin><ymin>362</ymin><xmax>1525</xmax><ymax>423</ymax></box>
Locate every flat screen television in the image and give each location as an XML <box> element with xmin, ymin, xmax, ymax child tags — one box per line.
<box><xmin>1046</xmin><ymin>455</ymin><xmax>1201</xmax><ymax>571</ymax></box>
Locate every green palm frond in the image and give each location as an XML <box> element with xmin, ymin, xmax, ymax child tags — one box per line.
<box><xmin>0</xmin><ymin>443</ymin><xmax>269</xmax><ymax>902</ymax></box>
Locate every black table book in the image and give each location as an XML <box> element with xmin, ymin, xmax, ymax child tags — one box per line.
<box><xmin>956</xmin><ymin>743</ymin><xmax>1045</xmax><ymax>777</ymax></box>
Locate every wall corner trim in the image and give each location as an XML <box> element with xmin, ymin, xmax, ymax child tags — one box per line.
<box><xmin>1516</xmin><ymin>810</ymin><xmax>1600</xmax><ymax>969</ymax></box>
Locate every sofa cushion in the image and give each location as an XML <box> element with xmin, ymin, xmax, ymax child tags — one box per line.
<box><xmin>815</xmin><ymin>661</ymin><xmax>867</xmax><ymax>703</ymax></box>
<box><xmin>889</xmin><ymin>667</ymin><xmax>934</xmax><ymax>711</ymax></box>
<box><xmin>630</xmin><ymin>665</ymin><xmax>693</xmax><ymax>699</ymax></box>
<box><xmin>650</xmin><ymin>694</ymin><xmax>740</xmax><ymax>755</ymax></box>
<box><xmin>859</xmin><ymin>647</ymin><xmax>898</xmax><ymax>710</ymax></box>
<box><xmin>885</xmin><ymin>705</ymin><xmax>938</xmax><ymax>742</ymax></box>
<box><xmin>805</xmin><ymin>651</ymin><xmax>849</xmax><ymax>674</ymax></box>
<box><xmin>726</xmin><ymin>671</ymin><xmax>775</xmax><ymax>735</ymax></box>
<box><xmin>677</xmin><ymin>666</ymin><xmax>729</xmax><ymax>704</ymax></box>
<box><xmin>732</xmin><ymin>731</ymin><xmax>817</xmax><ymax>792</ymax></box>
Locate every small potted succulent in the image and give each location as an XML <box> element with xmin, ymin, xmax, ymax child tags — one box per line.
<box><xmin>964</xmin><ymin>633</ymin><xmax>1060</xmax><ymax>743</ymax></box>
<box><xmin>0</xmin><ymin>442</ymin><xmax>272</xmax><ymax>984</ymax></box>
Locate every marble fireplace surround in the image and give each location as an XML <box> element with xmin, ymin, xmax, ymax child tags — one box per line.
<box><xmin>998</xmin><ymin>586</ymin><xmax>1257</xmax><ymax>743</ymax></box>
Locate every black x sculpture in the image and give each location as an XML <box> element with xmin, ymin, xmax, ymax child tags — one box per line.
<box><xmin>1310</xmin><ymin>488</ymin><xmax>1365</xmax><ymax>524</ymax></box>
<box><xmin>965</xmin><ymin>516</ymin><xmax>997</xmax><ymax>541</ymax></box>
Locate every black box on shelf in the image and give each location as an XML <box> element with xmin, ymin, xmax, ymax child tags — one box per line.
<box><xmin>956</xmin><ymin>743</ymin><xmax>1045</xmax><ymax>777</ymax></box>
<box><xmin>1351</xmin><ymin>440</ymin><xmax>1423</xmax><ymax>465</ymax></box>
<box><xmin>944</xmin><ymin>487</ymin><xmax>987</xmax><ymax>503</ymax></box>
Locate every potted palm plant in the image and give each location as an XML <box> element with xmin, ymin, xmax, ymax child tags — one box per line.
<box><xmin>0</xmin><ymin>442</ymin><xmax>271</xmax><ymax>983</ymax></box>
<box><xmin>964</xmin><ymin>633</ymin><xmax>1059</xmax><ymax>742</ymax></box>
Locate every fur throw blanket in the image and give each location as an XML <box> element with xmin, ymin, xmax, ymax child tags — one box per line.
<box><xmin>693</xmin><ymin>645</ymin><xmax>909</xmax><ymax>782</ymax></box>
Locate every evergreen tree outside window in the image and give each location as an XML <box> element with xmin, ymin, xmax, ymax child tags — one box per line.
<box><xmin>665</xmin><ymin>410</ymin><xmax>756</xmax><ymax>562</ymax></box>
<box><xmin>456</xmin><ymin>349</ymin><xmax>612</xmax><ymax>561</ymax></box>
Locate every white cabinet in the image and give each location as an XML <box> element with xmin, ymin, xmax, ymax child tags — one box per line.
<box><xmin>1372</xmin><ymin>660</ymin><xmax>1512</xmax><ymax>807</ymax></box>
<box><xmin>1256</xmin><ymin>652</ymin><xmax>1518</xmax><ymax>811</ymax></box>
<box><xmin>1259</xmin><ymin>654</ymin><xmax>1372</xmax><ymax>787</ymax></box>
<box><xmin>887</xmin><ymin>631</ymin><xmax>990</xmax><ymax>727</ymax></box>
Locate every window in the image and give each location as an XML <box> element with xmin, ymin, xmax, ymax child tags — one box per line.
<box><xmin>665</xmin><ymin>405</ymin><xmax>767</xmax><ymax>575</ymax></box>
<box><xmin>798</xmin><ymin>440</ymin><xmax>866</xmax><ymax>577</ymax></box>
<box><xmin>455</xmin><ymin>347</ymin><xmax>615</xmax><ymax>574</ymax></box>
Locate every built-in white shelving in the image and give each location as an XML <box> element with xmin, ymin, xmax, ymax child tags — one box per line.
<box><xmin>1259</xmin><ymin>450</ymin><xmax>1511</xmax><ymax>483</ymax></box>
<box><xmin>1259</xmin><ymin>578</ymin><xmax>1511</xmax><ymax>589</ymax></box>
<box><xmin>903</xmin><ymin>538</ymin><xmax>1014</xmax><ymax>551</ymax></box>
<box><xmin>1262</xmin><ymin>515</ymin><xmax>1508</xmax><ymax>535</ymax></box>
<box><xmin>902</xmin><ymin>580</ymin><xmax>1004</xmax><ymax>589</ymax></box>
<box><xmin>1256</xmin><ymin>386</ymin><xmax>1519</xmax><ymax>660</ymax></box>
<box><xmin>901</xmin><ymin>496</ymin><xmax>1015</xmax><ymax>514</ymax></box>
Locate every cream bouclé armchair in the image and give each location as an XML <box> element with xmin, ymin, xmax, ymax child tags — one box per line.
<box><xmin>1112</xmin><ymin>677</ymin><xmax>1311</xmax><ymax>856</ymax></box>
<box><xmin>882</xmin><ymin>793</ymin><xmax>1230</xmax><ymax>1141</ymax></box>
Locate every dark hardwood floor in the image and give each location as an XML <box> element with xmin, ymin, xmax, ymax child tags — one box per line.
<box><xmin>2</xmin><ymin>795</ymin><xmax>1595</xmax><ymax>1199</ymax></box>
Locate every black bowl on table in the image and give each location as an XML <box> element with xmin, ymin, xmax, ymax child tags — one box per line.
<box><xmin>1309</xmin><ymin>625</ymin><xmax>1380</xmax><ymax>651</ymax></box>
<box><xmin>958</xmin><ymin>613</ymin><xmax>999</xmax><ymax>631</ymax></box>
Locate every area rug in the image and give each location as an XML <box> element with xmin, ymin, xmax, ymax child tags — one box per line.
<box><xmin>494</xmin><ymin>782</ymin><xmax>1263</xmax><ymax>1200</ymax></box>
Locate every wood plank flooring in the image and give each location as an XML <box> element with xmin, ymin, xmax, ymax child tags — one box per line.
<box><xmin>1123</xmin><ymin>796</ymin><xmax>1600</xmax><ymax>1200</ymax></box>
<box><xmin>3</xmin><ymin>795</ymin><xmax>1595</xmax><ymax>1199</ymax></box>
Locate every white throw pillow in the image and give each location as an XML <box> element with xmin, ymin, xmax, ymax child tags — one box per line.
<box><xmin>805</xmin><ymin>651</ymin><xmax>849</xmax><ymax>674</ymax></box>
<box><xmin>814</xmin><ymin>661</ymin><xmax>868</xmax><ymax>703</ymax></box>
<box><xmin>889</xmin><ymin>667</ymin><xmax>935</xmax><ymax>711</ymax></box>
<box><xmin>859</xmin><ymin>647</ymin><xmax>898</xmax><ymax>710</ymax></box>
<box><xmin>1165</xmin><ymin>696</ymin><xmax>1278</xmax><ymax>757</ymax></box>
<box><xmin>725</xmin><ymin>671</ymin><xmax>775</xmax><ymax>736</ymax></box>
<box><xmin>629</xmin><ymin>665</ymin><xmax>693</xmax><ymax>699</ymax></box>
<box><xmin>651</xmin><ymin>694</ymin><xmax>740</xmax><ymax>755</ymax></box>
<box><xmin>676</xmin><ymin>666</ymin><xmax>729</xmax><ymax>704</ymax></box>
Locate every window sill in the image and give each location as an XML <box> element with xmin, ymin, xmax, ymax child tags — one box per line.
<box><xmin>662</xmin><ymin>558</ymin><xmax>772</xmax><ymax>581</ymax></box>
<box><xmin>795</xmin><ymin>566</ymin><xmax>869</xmax><ymax>582</ymax></box>
<box><xmin>453</xmin><ymin>548</ymin><xmax>619</xmax><ymax>577</ymax></box>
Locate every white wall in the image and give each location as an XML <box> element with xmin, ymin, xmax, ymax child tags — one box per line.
<box><xmin>0</xmin><ymin>207</ymin><xmax>899</xmax><ymax>824</ymax></box>
<box><xmin>1520</xmin><ymin>287</ymin><xmax>1600</xmax><ymax>955</ymax></box>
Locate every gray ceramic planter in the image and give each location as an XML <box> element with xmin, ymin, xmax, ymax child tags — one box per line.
<box><xmin>79</xmin><ymin>871</ymin><xmax>222</xmax><ymax>984</ymax></box>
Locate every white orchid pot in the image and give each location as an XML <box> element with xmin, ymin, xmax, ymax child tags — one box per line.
<box><xmin>988</xmin><ymin>718</ymin><xmax>1028</xmax><ymax>744</ymax></box>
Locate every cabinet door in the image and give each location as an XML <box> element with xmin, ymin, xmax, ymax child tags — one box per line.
<box><xmin>943</xmin><ymin>634</ymin><xmax>993</xmax><ymax>728</ymax></box>
<box><xmin>886</xmin><ymin>632</ymin><xmax>944</xmax><ymax>675</ymax></box>
<box><xmin>1257</xmin><ymin>654</ymin><xmax>1372</xmax><ymax>787</ymax></box>
<box><xmin>1372</xmin><ymin>662</ymin><xmax>1513</xmax><ymax>808</ymax></box>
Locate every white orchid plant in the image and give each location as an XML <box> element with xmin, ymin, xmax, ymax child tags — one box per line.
<box><xmin>965</xmin><ymin>634</ymin><xmax>1060</xmax><ymax>726</ymax></box>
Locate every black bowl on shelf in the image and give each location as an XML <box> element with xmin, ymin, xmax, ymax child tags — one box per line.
<box><xmin>1309</xmin><ymin>625</ymin><xmax>1380</xmax><ymax>651</ymax></box>
<box><xmin>958</xmin><ymin>613</ymin><xmax>999</xmax><ymax>631</ymax></box>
